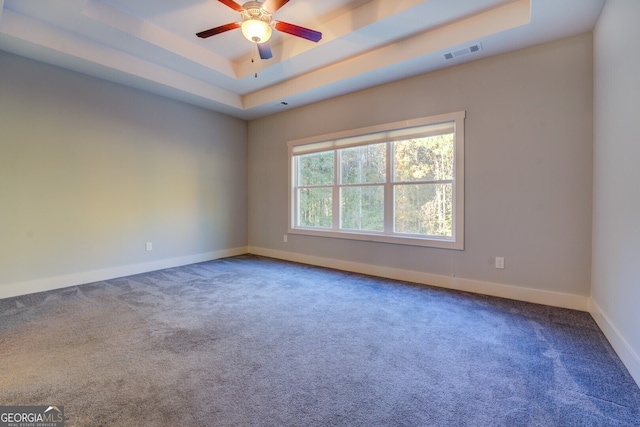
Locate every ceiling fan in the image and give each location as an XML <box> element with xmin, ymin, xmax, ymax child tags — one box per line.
<box><xmin>196</xmin><ymin>0</ymin><xmax>322</xmax><ymax>60</ymax></box>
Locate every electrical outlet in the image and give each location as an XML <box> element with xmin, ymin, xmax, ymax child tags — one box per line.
<box><xmin>145</xmin><ymin>242</ymin><xmax>153</xmax><ymax>251</ymax></box>
<box><xmin>283</xmin><ymin>235</ymin><xmax>288</xmax><ymax>243</ymax></box>
<box><xmin>495</xmin><ymin>257</ymin><xmax>505</xmax><ymax>269</ymax></box>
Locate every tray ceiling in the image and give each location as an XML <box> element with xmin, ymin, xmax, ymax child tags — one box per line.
<box><xmin>0</xmin><ymin>0</ymin><xmax>605</xmax><ymax>119</ymax></box>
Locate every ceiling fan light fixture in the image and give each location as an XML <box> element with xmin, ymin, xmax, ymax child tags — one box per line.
<box><xmin>197</xmin><ymin>0</ymin><xmax>322</xmax><ymax>55</ymax></box>
<box><xmin>241</xmin><ymin>19</ymin><xmax>272</xmax><ymax>43</ymax></box>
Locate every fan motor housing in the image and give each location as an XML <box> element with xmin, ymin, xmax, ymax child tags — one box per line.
<box><xmin>242</xmin><ymin>1</ymin><xmax>272</xmax><ymax>23</ymax></box>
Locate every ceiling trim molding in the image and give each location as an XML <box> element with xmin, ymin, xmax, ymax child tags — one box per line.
<box><xmin>243</xmin><ymin>0</ymin><xmax>530</xmax><ymax>110</ymax></box>
<box><xmin>0</xmin><ymin>0</ymin><xmax>606</xmax><ymax>119</ymax></box>
<box><xmin>0</xmin><ymin>8</ymin><xmax>243</xmax><ymax>110</ymax></box>
<box><xmin>82</xmin><ymin>0</ymin><xmax>236</xmax><ymax>79</ymax></box>
<box><xmin>235</xmin><ymin>0</ymin><xmax>427</xmax><ymax>79</ymax></box>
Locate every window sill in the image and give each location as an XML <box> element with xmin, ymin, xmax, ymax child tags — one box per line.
<box><xmin>288</xmin><ymin>227</ymin><xmax>463</xmax><ymax>250</ymax></box>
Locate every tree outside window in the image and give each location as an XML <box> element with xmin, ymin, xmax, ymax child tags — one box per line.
<box><xmin>289</xmin><ymin>112</ymin><xmax>465</xmax><ymax>249</ymax></box>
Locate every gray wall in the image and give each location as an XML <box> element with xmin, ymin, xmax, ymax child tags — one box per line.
<box><xmin>248</xmin><ymin>33</ymin><xmax>593</xmax><ymax>302</ymax></box>
<box><xmin>0</xmin><ymin>52</ymin><xmax>248</xmax><ymax>295</ymax></box>
<box><xmin>592</xmin><ymin>0</ymin><xmax>640</xmax><ymax>384</ymax></box>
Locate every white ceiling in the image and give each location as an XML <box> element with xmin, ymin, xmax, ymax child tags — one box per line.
<box><xmin>0</xmin><ymin>0</ymin><xmax>605</xmax><ymax>120</ymax></box>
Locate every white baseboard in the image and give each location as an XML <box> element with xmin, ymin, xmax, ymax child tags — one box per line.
<box><xmin>0</xmin><ymin>246</ymin><xmax>248</xmax><ymax>300</ymax></box>
<box><xmin>589</xmin><ymin>298</ymin><xmax>640</xmax><ymax>388</ymax></box>
<box><xmin>5</xmin><ymin>246</ymin><xmax>636</xmax><ymax>388</ymax></box>
<box><xmin>3</xmin><ymin>245</ymin><xmax>589</xmax><ymax>312</ymax></box>
<box><xmin>248</xmin><ymin>246</ymin><xmax>589</xmax><ymax>311</ymax></box>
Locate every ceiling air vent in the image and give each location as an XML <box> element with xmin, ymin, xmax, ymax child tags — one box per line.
<box><xmin>444</xmin><ymin>43</ymin><xmax>483</xmax><ymax>60</ymax></box>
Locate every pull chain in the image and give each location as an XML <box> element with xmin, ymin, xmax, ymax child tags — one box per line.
<box><xmin>251</xmin><ymin>44</ymin><xmax>258</xmax><ymax>78</ymax></box>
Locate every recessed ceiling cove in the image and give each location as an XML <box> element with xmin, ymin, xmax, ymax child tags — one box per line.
<box><xmin>0</xmin><ymin>0</ymin><xmax>605</xmax><ymax>119</ymax></box>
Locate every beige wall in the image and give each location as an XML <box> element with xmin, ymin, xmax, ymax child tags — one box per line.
<box><xmin>248</xmin><ymin>33</ymin><xmax>593</xmax><ymax>307</ymax></box>
<box><xmin>0</xmin><ymin>52</ymin><xmax>248</xmax><ymax>297</ymax></box>
<box><xmin>592</xmin><ymin>0</ymin><xmax>640</xmax><ymax>385</ymax></box>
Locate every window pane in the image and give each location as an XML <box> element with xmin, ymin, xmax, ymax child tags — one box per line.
<box><xmin>393</xmin><ymin>134</ymin><xmax>454</xmax><ymax>182</ymax></box>
<box><xmin>340</xmin><ymin>143</ymin><xmax>386</xmax><ymax>185</ymax></box>
<box><xmin>289</xmin><ymin>111</ymin><xmax>464</xmax><ymax>249</ymax></box>
<box><xmin>299</xmin><ymin>152</ymin><xmax>334</xmax><ymax>186</ymax></box>
<box><xmin>340</xmin><ymin>186</ymin><xmax>384</xmax><ymax>232</ymax></box>
<box><xmin>394</xmin><ymin>183</ymin><xmax>453</xmax><ymax>236</ymax></box>
<box><xmin>298</xmin><ymin>188</ymin><xmax>332</xmax><ymax>228</ymax></box>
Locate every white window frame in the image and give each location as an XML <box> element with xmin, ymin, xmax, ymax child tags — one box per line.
<box><xmin>288</xmin><ymin>111</ymin><xmax>465</xmax><ymax>250</ymax></box>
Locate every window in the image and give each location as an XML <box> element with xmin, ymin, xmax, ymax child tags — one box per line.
<box><xmin>288</xmin><ymin>111</ymin><xmax>465</xmax><ymax>249</ymax></box>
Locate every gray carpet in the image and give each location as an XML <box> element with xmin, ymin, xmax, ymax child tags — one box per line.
<box><xmin>1</xmin><ymin>255</ymin><xmax>639</xmax><ymax>426</ymax></box>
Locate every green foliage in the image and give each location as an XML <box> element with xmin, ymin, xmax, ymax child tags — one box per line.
<box><xmin>393</xmin><ymin>135</ymin><xmax>454</xmax><ymax>182</ymax></box>
<box><xmin>299</xmin><ymin>188</ymin><xmax>332</xmax><ymax>228</ymax></box>
<box><xmin>299</xmin><ymin>152</ymin><xmax>334</xmax><ymax>186</ymax></box>
<box><xmin>340</xmin><ymin>144</ymin><xmax>386</xmax><ymax>184</ymax></box>
<box><xmin>338</xmin><ymin>144</ymin><xmax>386</xmax><ymax>232</ymax></box>
<box><xmin>393</xmin><ymin>134</ymin><xmax>454</xmax><ymax>236</ymax></box>
<box><xmin>341</xmin><ymin>186</ymin><xmax>384</xmax><ymax>231</ymax></box>
<box><xmin>394</xmin><ymin>184</ymin><xmax>453</xmax><ymax>236</ymax></box>
<box><xmin>295</xmin><ymin>132</ymin><xmax>454</xmax><ymax>237</ymax></box>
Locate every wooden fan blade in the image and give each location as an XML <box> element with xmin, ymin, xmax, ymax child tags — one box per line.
<box><xmin>263</xmin><ymin>0</ymin><xmax>289</xmax><ymax>13</ymax></box>
<box><xmin>196</xmin><ymin>22</ymin><xmax>241</xmax><ymax>38</ymax></box>
<box><xmin>274</xmin><ymin>21</ymin><xmax>322</xmax><ymax>42</ymax></box>
<box><xmin>218</xmin><ymin>0</ymin><xmax>243</xmax><ymax>12</ymax></box>
<box><xmin>257</xmin><ymin>42</ymin><xmax>273</xmax><ymax>60</ymax></box>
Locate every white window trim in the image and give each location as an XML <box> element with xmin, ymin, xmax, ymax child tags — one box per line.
<box><xmin>288</xmin><ymin>111</ymin><xmax>465</xmax><ymax>250</ymax></box>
